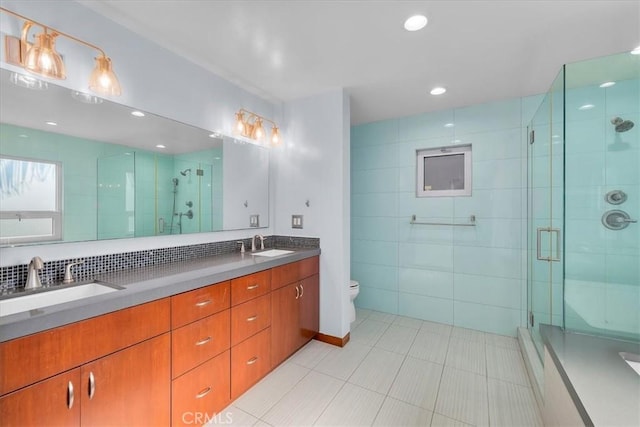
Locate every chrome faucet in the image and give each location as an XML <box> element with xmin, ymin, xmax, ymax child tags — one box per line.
<box><xmin>25</xmin><ymin>256</ymin><xmax>44</xmax><ymax>290</ymax></box>
<box><xmin>252</xmin><ymin>234</ymin><xmax>265</xmax><ymax>252</ymax></box>
<box><xmin>63</xmin><ymin>260</ymin><xmax>85</xmax><ymax>284</ymax></box>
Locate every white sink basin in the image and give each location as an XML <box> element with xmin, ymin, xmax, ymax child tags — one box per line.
<box><xmin>620</xmin><ymin>352</ymin><xmax>640</xmax><ymax>376</ymax></box>
<box><xmin>251</xmin><ymin>249</ymin><xmax>294</xmax><ymax>257</ymax></box>
<box><xmin>0</xmin><ymin>283</ymin><xmax>120</xmax><ymax>317</ymax></box>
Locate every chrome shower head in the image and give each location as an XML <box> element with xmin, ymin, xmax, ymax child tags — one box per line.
<box><xmin>611</xmin><ymin>117</ymin><xmax>635</xmax><ymax>133</ymax></box>
<box><xmin>180</xmin><ymin>168</ymin><xmax>191</xmax><ymax>176</ymax></box>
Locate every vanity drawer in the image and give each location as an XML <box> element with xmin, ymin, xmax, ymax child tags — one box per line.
<box><xmin>271</xmin><ymin>256</ymin><xmax>319</xmax><ymax>290</ymax></box>
<box><xmin>172</xmin><ymin>350</ymin><xmax>230</xmax><ymax>427</ymax></box>
<box><xmin>172</xmin><ymin>310</ymin><xmax>230</xmax><ymax>379</ymax></box>
<box><xmin>171</xmin><ymin>281</ymin><xmax>230</xmax><ymax>329</ymax></box>
<box><xmin>231</xmin><ymin>294</ymin><xmax>271</xmax><ymax>346</ymax></box>
<box><xmin>231</xmin><ymin>327</ymin><xmax>271</xmax><ymax>399</ymax></box>
<box><xmin>231</xmin><ymin>270</ymin><xmax>271</xmax><ymax>306</ymax></box>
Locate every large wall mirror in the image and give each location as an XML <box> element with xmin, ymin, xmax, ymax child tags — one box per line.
<box><xmin>0</xmin><ymin>68</ymin><xmax>269</xmax><ymax>246</ymax></box>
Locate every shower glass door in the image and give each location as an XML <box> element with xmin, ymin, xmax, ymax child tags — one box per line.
<box><xmin>527</xmin><ymin>68</ymin><xmax>565</xmax><ymax>360</ymax></box>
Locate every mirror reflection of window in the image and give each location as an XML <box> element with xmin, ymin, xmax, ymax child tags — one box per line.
<box><xmin>0</xmin><ymin>156</ymin><xmax>62</xmax><ymax>243</ymax></box>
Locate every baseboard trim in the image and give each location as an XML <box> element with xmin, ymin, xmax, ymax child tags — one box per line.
<box><xmin>315</xmin><ymin>332</ymin><xmax>350</xmax><ymax>347</ymax></box>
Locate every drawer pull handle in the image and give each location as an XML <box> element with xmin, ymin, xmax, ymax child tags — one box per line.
<box><xmin>295</xmin><ymin>285</ymin><xmax>300</xmax><ymax>300</ymax></box>
<box><xmin>246</xmin><ymin>315</ymin><xmax>258</xmax><ymax>322</ymax></box>
<box><xmin>195</xmin><ymin>336</ymin><xmax>212</xmax><ymax>346</ymax></box>
<box><xmin>195</xmin><ymin>299</ymin><xmax>212</xmax><ymax>307</ymax></box>
<box><xmin>67</xmin><ymin>381</ymin><xmax>74</xmax><ymax>409</ymax></box>
<box><xmin>88</xmin><ymin>372</ymin><xmax>96</xmax><ymax>400</ymax></box>
<box><xmin>300</xmin><ymin>283</ymin><xmax>304</xmax><ymax>297</ymax></box>
<box><xmin>247</xmin><ymin>284</ymin><xmax>259</xmax><ymax>290</ymax></box>
<box><xmin>195</xmin><ymin>387</ymin><xmax>212</xmax><ymax>399</ymax></box>
<box><xmin>247</xmin><ymin>356</ymin><xmax>259</xmax><ymax>365</ymax></box>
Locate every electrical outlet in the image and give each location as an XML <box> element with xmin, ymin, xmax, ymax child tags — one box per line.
<box><xmin>292</xmin><ymin>214</ymin><xmax>303</xmax><ymax>229</ymax></box>
<box><xmin>250</xmin><ymin>214</ymin><xmax>260</xmax><ymax>227</ymax></box>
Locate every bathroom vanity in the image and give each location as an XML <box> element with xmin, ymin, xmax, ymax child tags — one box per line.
<box><xmin>0</xmin><ymin>250</ymin><xmax>320</xmax><ymax>426</ymax></box>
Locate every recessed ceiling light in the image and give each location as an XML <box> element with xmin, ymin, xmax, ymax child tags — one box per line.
<box><xmin>131</xmin><ymin>111</ymin><xmax>145</xmax><ymax>117</ymax></box>
<box><xmin>46</xmin><ymin>121</ymin><xmax>57</xmax><ymax>126</ymax></box>
<box><xmin>404</xmin><ymin>15</ymin><xmax>428</xmax><ymax>31</ymax></box>
<box><xmin>444</xmin><ymin>123</ymin><xmax>455</xmax><ymax>128</ymax></box>
<box><xmin>631</xmin><ymin>46</ymin><xmax>640</xmax><ymax>55</ymax></box>
<box><xmin>155</xmin><ymin>144</ymin><xmax>166</xmax><ymax>149</ymax></box>
<box><xmin>430</xmin><ymin>87</ymin><xmax>446</xmax><ymax>95</ymax></box>
<box><xmin>599</xmin><ymin>81</ymin><xmax>616</xmax><ymax>88</ymax></box>
<box><xmin>578</xmin><ymin>104</ymin><xmax>595</xmax><ymax>110</ymax></box>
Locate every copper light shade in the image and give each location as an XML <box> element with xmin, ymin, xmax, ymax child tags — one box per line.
<box><xmin>23</xmin><ymin>30</ymin><xmax>66</xmax><ymax>80</ymax></box>
<box><xmin>1</xmin><ymin>6</ymin><xmax>122</xmax><ymax>96</ymax></box>
<box><xmin>89</xmin><ymin>55</ymin><xmax>122</xmax><ymax>96</ymax></box>
<box><xmin>233</xmin><ymin>109</ymin><xmax>282</xmax><ymax>146</ymax></box>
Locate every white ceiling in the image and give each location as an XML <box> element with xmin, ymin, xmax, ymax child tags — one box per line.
<box><xmin>82</xmin><ymin>1</ymin><xmax>640</xmax><ymax>125</ymax></box>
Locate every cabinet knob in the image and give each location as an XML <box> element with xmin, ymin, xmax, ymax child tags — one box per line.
<box><xmin>88</xmin><ymin>372</ymin><xmax>96</xmax><ymax>400</ymax></box>
<box><xmin>195</xmin><ymin>299</ymin><xmax>212</xmax><ymax>307</ymax></box>
<box><xmin>195</xmin><ymin>386</ymin><xmax>212</xmax><ymax>399</ymax></box>
<box><xmin>67</xmin><ymin>381</ymin><xmax>74</xmax><ymax>409</ymax></box>
<box><xmin>195</xmin><ymin>336</ymin><xmax>212</xmax><ymax>346</ymax></box>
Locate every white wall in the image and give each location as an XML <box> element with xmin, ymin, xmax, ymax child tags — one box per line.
<box><xmin>274</xmin><ymin>89</ymin><xmax>351</xmax><ymax>339</ymax></box>
<box><xmin>0</xmin><ymin>0</ymin><xmax>278</xmax><ymax>266</ymax></box>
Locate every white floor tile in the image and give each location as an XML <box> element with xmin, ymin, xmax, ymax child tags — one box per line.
<box><xmin>430</xmin><ymin>413</ymin><xmax>472</xmax><ymax>426</ymax></box>
<box><xmin>356</xmin><ymin>307</ymin><xmax>373</xmax><ymax>320</ymax></box>
<box><xmin>374</xmin><ymin>324</ymin><xmax>419</xmax><ymax>355</ymax></box>
<box><xmin>314</xmin><ymin>383</ymin><xmax>385</xmax><ymax>426</ymax></box>
<box><xmin>289</xmin><ymin>339</ymin><xmax>335</xmax><ymax>369</ymax></box>
<box><xmin>487</xmin><ymin>378</ymin><xmax>543</xmax><ymax>426</ymax></box>
<box><xmin>348</xmin><ymin>347</ymin><xmax>405</xmax><ymax>394</ymax></box>
<box><xmin>486</xmin><ymin>345</ymin><xmax>530</xmax><ymax>386</ymax></box>
<box><xmin>373</xmin><ymin>397</ymin><xmax>433</xmax><ymax>426</ymax></box>
<box><xmin>253</xmin><ymin>421</ymin><xmax>273</xmax><ymax>427</ymax></box>
<box><xmin>445</xmin><ymin>337</ymin><xmax>486</xmax><ymax>375</ymax></box>
<box><xmin>234</xmin><ymin>362</ymin><xmax>309</xmax><ymax>418</ymax></box>
<box><xmin>350</xmin><ymin>319</ymin><xmax>391</xmax><ymax>346</ymax></box>
<box><xmin>450</xmin><ymin>327</ymin><xmax>486</xmax><ymax>343</ymax></box>
<box><xmin>485</xmin><ymin>333</ymin><xmax>519</xmax><ymax>350</ymax></box>
<box><xmin>367</xmin><ymin>310</ymin><xmax>397</xmax><ymax>324</ymax></box>
<box><xmin>388</xmin><ymin>356</ymin><xmax>443</xmax><ymax>410</ymax></box>
<box><xmin>205</xmin><ymin>405</ymin><xmax>257</xmax><ymax>426</ymax></box>
<box><xmin>262</xmin><ymin>371</ymin><xmax>343</xmax><ymax>426</ymax></box>
<box><xmin>393</xmin><ymin>315</ymin><xmax>424</xmax><ymax>330</ymax></box>
<box><xmin>434</xmin><ymin>367</ymin><xmax>489</xmax><ymax>426</ymax></box>
<box><xmin>421</xmin><ymin>321</ymin><xmax>453</xmax><ymax>336</ymax></box>
<box><xmin>408</xmin><ymin>330</ymin><xmax>450</xmax><ymax>364</ymax></box>
<box><xmin>314</xmin><ymin>341</ymin><xmax>372</xmax><ymax>380</ymax></box>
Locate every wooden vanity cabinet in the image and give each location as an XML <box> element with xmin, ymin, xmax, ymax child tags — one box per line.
<box><xmin>0</xmin><ymin>368</ymin><xmax>81</xmax><ymax>427</ymax></box>
<box><xmin>271</xmin><ymin>257</ymin><xmax>320</xmax><ymax>367</ymax></box>
<box><xmin>0</xmin><ymin>299</ymin><xmax>171</xmax><ymax>427</ymax></box>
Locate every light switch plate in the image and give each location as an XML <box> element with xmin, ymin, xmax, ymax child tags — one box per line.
<box><xmin>250</xmin><ymin>214</ymin><xmax>260</xmax><ymax>227</ymax></box>
<box><xmin>292</xmin><ymin>215</ymin><xmax>303</xmax><ymax>229</ymax></box>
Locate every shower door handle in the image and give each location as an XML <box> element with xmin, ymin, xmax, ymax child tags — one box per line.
<box><xmin>537</xmin><ymin>227</ymin><xmax>561</xmax><ymax>262</ymax></box>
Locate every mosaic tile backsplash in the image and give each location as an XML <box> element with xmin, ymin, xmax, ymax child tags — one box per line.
<box><xmin>0</xmin><ymin>235</ymin><xmax>319</xmax><ymax>292</ymax></box>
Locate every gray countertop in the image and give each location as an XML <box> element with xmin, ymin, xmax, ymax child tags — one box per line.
<box><xmin>0</xmin><ymin>248</ymin><xmax>320</xmax><ymax>342</ymax></box>
<box><xmin>541</xmin><ymin>325</ymin><xmax>640</xmax><ymax>427</ymax></box>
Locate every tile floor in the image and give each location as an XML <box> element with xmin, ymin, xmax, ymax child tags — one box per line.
<box><xmin>209</xmin><ymin>309</ymin><xmax>542</xmax><ymax>426</ymax></box>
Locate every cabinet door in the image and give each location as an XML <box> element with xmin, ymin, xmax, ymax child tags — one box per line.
<box><xmin>270</xmin><ymin>284</ymin><xmax>300</xmax><ymax>367</ymax></box>
<box><xmin>299</xmin><ymin>274</ymin><xmax>319</xmax><ymax>345</ymax></box>
<box><xmin>81</xmin><ymin>333</ymin><xmax>171</xmax><ymax>427</ymax></box>
<box><xmin>0</xmin><ymin>368</ymin><xmax>80</xmax><ymax>427</ymax></box>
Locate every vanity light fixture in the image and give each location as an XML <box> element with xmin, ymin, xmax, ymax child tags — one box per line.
<box><xmin>233</xmin><ymin>108</ymin><xmax>282</xmax><ymax>146</ymax></box>
<box><xmin>1</xmin><ymin>6</ymin><xmax>122</xmax><ymax>96</ymax></box>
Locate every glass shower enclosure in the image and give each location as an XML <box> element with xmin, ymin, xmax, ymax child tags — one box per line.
<box><xmin>527</xmin><ymin>51</ymin><xmax>640</xmax><ymax>359</ymax></box>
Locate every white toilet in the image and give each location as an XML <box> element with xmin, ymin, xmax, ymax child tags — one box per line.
<box><xmin>349</xmin><ymin>280</ymin><xmax>360</xmax><ymax>323</ymax></box>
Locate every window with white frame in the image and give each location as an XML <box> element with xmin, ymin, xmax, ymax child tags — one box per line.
<box><xmin>416</xmin><ymin>144</ymin><xmax>472</xmax><ymax>197</ymax></box>
<box><xmin>0</xmin><ymin>156</ymin><xmax>62</xmax><ymax>244</ymax></box>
